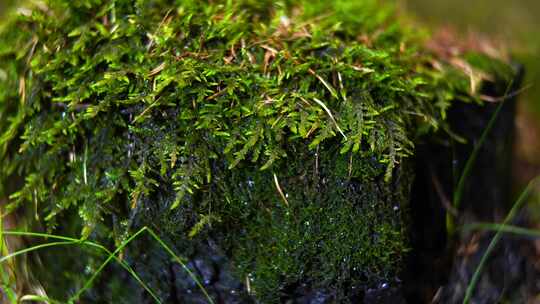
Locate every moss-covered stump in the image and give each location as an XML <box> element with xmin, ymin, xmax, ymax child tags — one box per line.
<box><xmin>0</xmin><ymin>0</ymin><xmax>516</xmax><ymax>303</ymax></box>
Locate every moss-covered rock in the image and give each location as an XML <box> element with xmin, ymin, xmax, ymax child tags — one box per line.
<box><xmin>0</xmin><ymin>0</ymin><xmax>514</xmax><ymax>302</ymax></box>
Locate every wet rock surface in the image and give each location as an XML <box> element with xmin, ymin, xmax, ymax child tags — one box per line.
<box><xmin>123</xmin><ymin>240</ymin><xmax>253</xmax><ymax>304</ymax></box>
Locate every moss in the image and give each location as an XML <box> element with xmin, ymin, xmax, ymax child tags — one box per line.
<box><xmin>219</xmin><ymin>146</ymin><xmax>414</xmax><ymax>300</ymax></box>
<box><xmin>0</xmin><ymin>0</ymin><xmax>514</xmax><ymax>301</ymax></box>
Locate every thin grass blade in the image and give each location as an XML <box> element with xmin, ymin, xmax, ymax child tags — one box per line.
<box><xmin>146</xmin><ymin>227</ymin><xmax>215</xmax><ymax>303</ymax></box>
<box><xmin>447</xmin><ymin>80</ymin><xmax>515</xmax><ymax>235</ymax></box>
<box><xmin>0</xmin><ymin>241</ymin><xmax>76</xmax><ymax>263</ymax></box>
<box><xmin>463</xmin><ymin>176</ymin><xmax>539</xmax><ymax>304</ymax></box>
<box><xmin>1</xmin><ymin>230</ymin><xmax>162</xmax><ymax>304</ymax></box>
<box><xmin>69</xmin><ymin>226</ymin><xmax>214</xmax><ymax>304</ymax></box>
<box><xmin>463</xmin><ymin>222</ymin><xmax>540</xmax><ymax>238</ymax></box>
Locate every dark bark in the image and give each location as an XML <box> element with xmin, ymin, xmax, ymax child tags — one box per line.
<box><xmin>404</xmin><ymin>64</ymin><xmax>525</xmax><ymax>303</ymax></box>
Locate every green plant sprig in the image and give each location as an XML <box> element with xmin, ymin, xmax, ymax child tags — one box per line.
<box><xmin>1</xmin><ymin>227</ymin><xmax>214</xmax><ymax>304</ymax></box>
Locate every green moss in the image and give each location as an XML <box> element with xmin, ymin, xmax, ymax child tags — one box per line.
<box><xmin>218</xmin><ymin>146</ymin><xmax>413</xmax><ymax>300</ymax></box>
<box><xmin>0</xmin><ymin>0</ymin><xmax>513</xmax><ymax>301</ymax></box>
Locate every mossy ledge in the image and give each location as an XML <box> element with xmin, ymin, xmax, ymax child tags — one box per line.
<box><xmin>0</xmin><ymin>0</ymin><xmax>514</xmax><ymax>302</ymax></box>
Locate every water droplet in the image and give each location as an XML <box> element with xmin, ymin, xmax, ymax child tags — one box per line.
<box><xmin>84</xmin><ymin>265</ymin><xmax>92</xmax><ymax>274</ymax></box>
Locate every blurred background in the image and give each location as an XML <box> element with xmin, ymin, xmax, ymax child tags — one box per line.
<box><xmin>402</xmin><ymin>2</ymin><xmax>540</xmax><ymax>302</ymax></box>
<box><xmin>402</xmin><ymin>0</ymin><xmax>540</xmax><ymax>189</ymax></box>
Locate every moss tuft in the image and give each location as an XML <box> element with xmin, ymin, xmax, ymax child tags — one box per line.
<box><xmin>0</xmin><ymin>0</ymin><xmax>514</xmax><ymax>301</ymax></box>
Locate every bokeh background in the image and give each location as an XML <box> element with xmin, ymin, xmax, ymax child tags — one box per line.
<box><xmin>402</xmin><ymin>3</ymin><xmax>540</xmax><ymax>302</ymax></box>
<box><xmin>404</xmin><ymin>0</ymin><xmax>539</xmax><ymax>111</ymax></box>
<box><xmin>402</xmin><ymin>0</ymin><xmax>540</xmax><ymax>189</ymax></box>
<box><xmin>403</xmin><ymin>4</ymin><xmax>540</xmax><ymax>302</ymax></box>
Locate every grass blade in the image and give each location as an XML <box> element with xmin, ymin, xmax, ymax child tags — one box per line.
<box><xmin>463</xmin><ymin>222</ymin><xmax>540</xmax><ymax>238</ymax></box>
<box><xmin>68</xmin><ymin>227</ymin><xmax>148</xmax><ymax>303</ymax></box>
<box><xmin>462</xmin><ymin>176</ymin><xmax>538</xmax><ymax>304</ymax></box>
<box><xmin>1</xmin><ymin>230</ymin><xmax>162</xmax><ymax>304</ymax></box>
<box><xmin>451</xmin><ymin>96</ymin><xmax>506</xmax><ymax>210</ymax></box>
<box><xmin>447</xmin><ymin>80</ymin><xmax>515</xmax><ymax>235</ymax></box>
<box><xmin>144</xmin><ymin>228</ymin><xmax>215</xmax><ymax>303</ymax></box>
<box><xmin>69</xmin><ymin>226</ymin><xmax>214</xmax><ymax>304</ymax></box>
<box><xmin>0</xmin><ymin>241</ymin><xmax>76</xmax><ymax>263</ymax></box>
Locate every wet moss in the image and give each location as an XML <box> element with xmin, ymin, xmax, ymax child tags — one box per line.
<box><xmin>219</xmin><ymin>144</ymin><xmax>414</xmax><ymax>300</ymax></box>
<box><xmin>0</xmin><ymin>0</ymin><xmax>514</xmax><ymax>302</ymax></box>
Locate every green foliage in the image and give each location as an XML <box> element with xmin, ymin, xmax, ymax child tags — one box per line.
<box><xmin>0</xmin><ymin>0</ymin><xmax>513</xmax><ymax>301</ymax></box>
